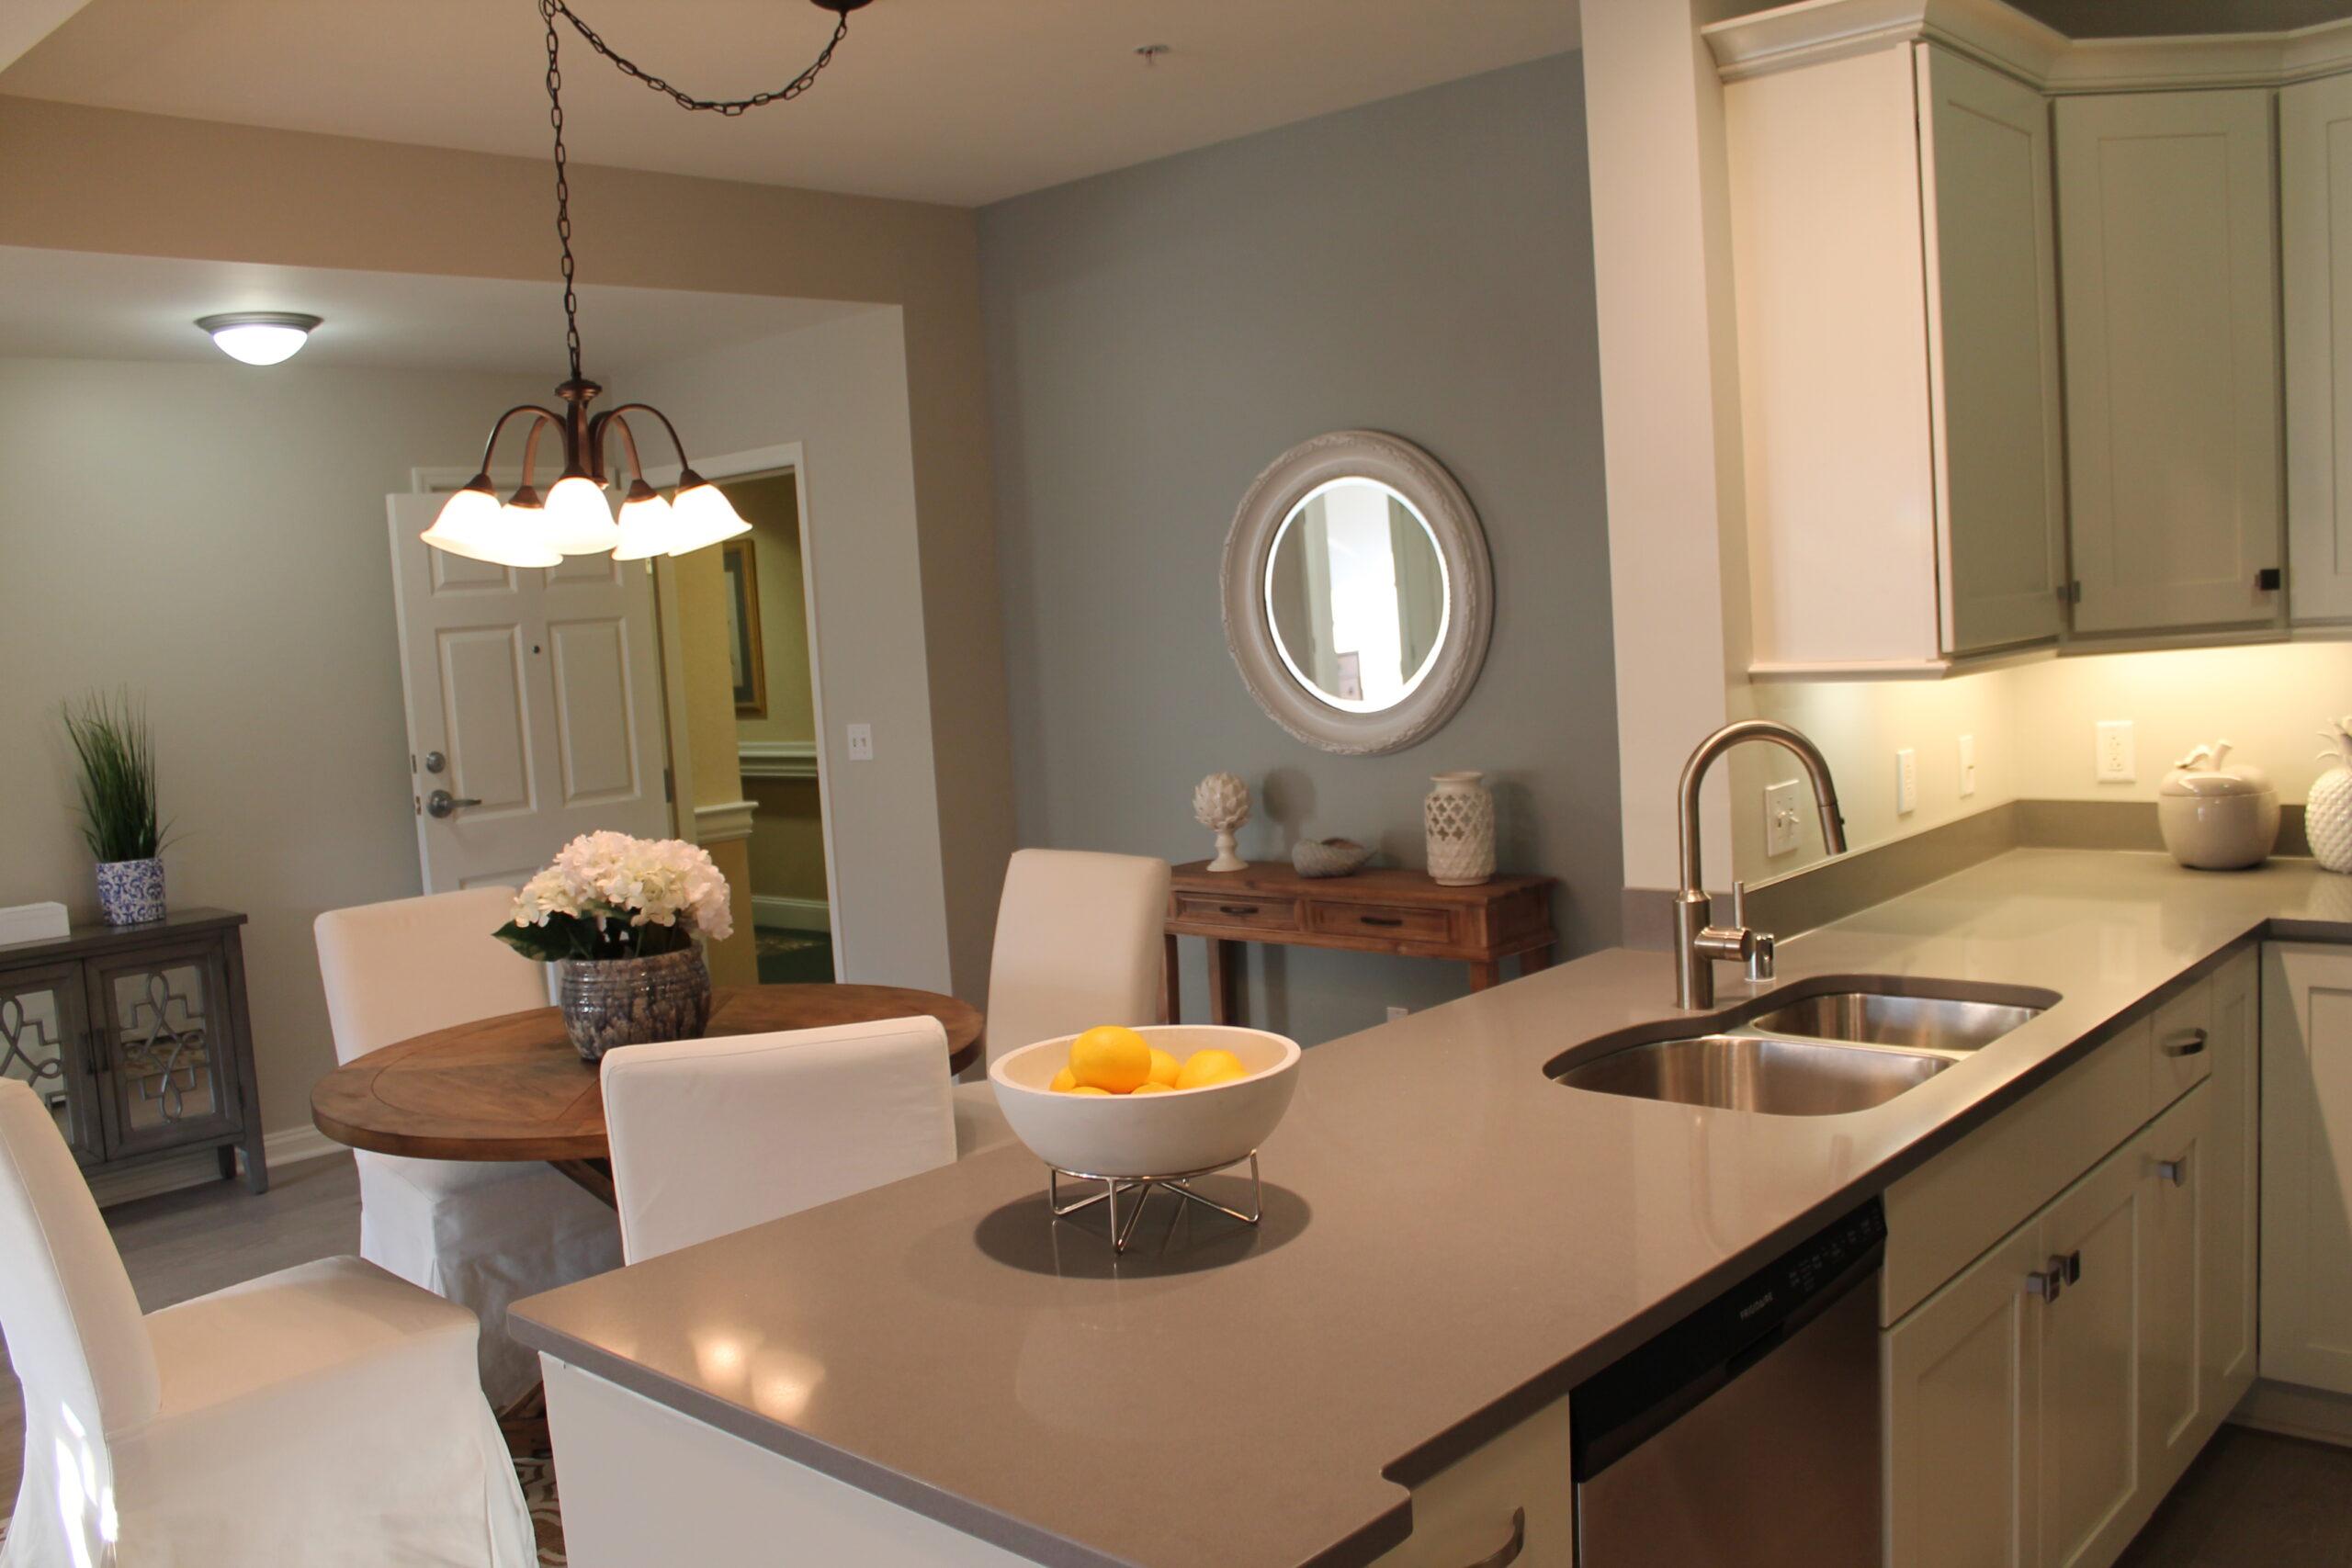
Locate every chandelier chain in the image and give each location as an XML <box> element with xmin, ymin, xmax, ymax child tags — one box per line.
<box><xmin>539</xmin><ymin>0</ymin><xmax>582</xmax><ymax>383</ymax></box>
<box><xmin>549</xmin><ymin>2</ymin><xmax>853</xmax><ymax>118</ymax></box>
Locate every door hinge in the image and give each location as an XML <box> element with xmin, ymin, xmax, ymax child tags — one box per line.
<box><xmin>2057</xmin><ymin>581</ymin><xmax>2082</xmax><ymax>606</ymax></box>
<box><xmin>663</xmin><ymin>767</ymin><xmax>674</xmax><ymax>805</ymax></box>
<box><xmin>2257</xmin><ymin>566</ymin><xmax>2284</xmax><ymax>592</ymax></box>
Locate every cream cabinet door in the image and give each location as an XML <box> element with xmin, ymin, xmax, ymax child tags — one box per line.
<box><xmin>2036</xmin><ymin>1148</ymin><xmax>2143</xmax><ymax>1568</ymax></box>
<box><xmin>2138</xmin><ymin>1086</ymin><xmax>2211</xmax><ymax>1489</ymax></box>
<box><xmin>2055</xmin><ymin>90</ymin><xmax>2283</xmax><ymax>637</ymax></box>
<box><xmin>2284</xmin><ymin>73</ymin><xmax>2352</xmax><ymax>624</ymax></box>
<box><xmin>1918</xmin><ymin>45</ymin><xmax>2067</xmax><ymax>655</ymax></box>
<box><xmin>2202</xmin><ymin>950</ymin><xmax>2259</xmax><ymax>1408</ymax></box>
<box><xmin>1366</xmin><ymin>1395</ymin><xmax>1571</xmax><ymax>1568</ymax></box>
<box><xmin>1885</xmin><ymin>1224</ymin><xmax>2042</xmax><ymax>1568</ymax></box>
<box><xmin>2262</xmin><ymin>942</ymin><xmax>2352</xmax><ymax>1393</ymax></box>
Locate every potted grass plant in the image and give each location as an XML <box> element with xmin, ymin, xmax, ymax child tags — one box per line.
<box><xmin>62</xmin><ymin>689</ymin><xmax>172</xmax><ymax>926</ymax></box>
<box><xmin>495</xmin><ymin>830</ymin><xmax>733</xmax><ymax>1060</ymax></box>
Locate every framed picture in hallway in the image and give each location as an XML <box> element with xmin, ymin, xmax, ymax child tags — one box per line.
<box><xmin>722</xmin><ymin>537</ymin><xmax>768</xmax><ymax>717</ymax></box>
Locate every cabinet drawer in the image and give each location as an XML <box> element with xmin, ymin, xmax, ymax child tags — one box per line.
<box><xmin>1170</xmin><ymin>893</ymin><xmax>1300</xmax><ymax>934</ymax></box>
<box><xmin>1306</xmin><ymin>901</ymin><xmax>1455</xmax><ymax>945</ymax></box>
<box><xmin>2149</xmin><ymin>981</ymin><xmax>2214</xmax><ymax>1107</ymax></box>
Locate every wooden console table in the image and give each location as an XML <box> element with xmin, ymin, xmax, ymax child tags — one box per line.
<box><xmin>1163</xmin><ymin>861</ymin><xmax>1556</xmax><ymax>1026</ymax></box>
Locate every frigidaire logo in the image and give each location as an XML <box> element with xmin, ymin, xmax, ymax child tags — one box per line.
<box><xmin>1739</xmin><ymin>1292</ymin><xmax>1776</xmax><ymax>1320</ymax></box>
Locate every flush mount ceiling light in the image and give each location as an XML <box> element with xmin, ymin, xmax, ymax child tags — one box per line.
<box><xmin>424</xmin><ymin>0</ymin><xmax>872</xmax><ymax>570</ymax></box>
<box><xmin>196</xmin><ymin>311</ymin><xmax>322</xmax><ymax>366</ymax></box>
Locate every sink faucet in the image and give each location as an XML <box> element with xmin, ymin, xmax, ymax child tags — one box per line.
<box><xmin>1674</xmin><ymin>720</ymin><xmax>1848</xmax><ymax>1010</ymax></box>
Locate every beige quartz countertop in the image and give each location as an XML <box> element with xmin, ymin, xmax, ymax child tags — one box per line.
<box><xmin>509</xmin><ymin>850</ymin><xmax>2352</xmax><ymax>1568</ymax></box>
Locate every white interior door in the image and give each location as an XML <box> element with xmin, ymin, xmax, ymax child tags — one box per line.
<box><xmin>386</xmin><ymin>492</ymin><xmax>673</xmax><ymax>893</ymax></box>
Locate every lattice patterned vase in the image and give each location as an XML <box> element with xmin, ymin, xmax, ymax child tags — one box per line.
<box><xmin>94</xmin><ymin>857</ymin><xmax>164</xmax><ymax>926</ymax></box>
<box><xmin>1424</xmin><ymin>772</ymin><xmax>1496</xmax><ymax>887</ymax></box>
<box><xmin>2312</xmin><ymin>718</ymin><xmax>2352</xmax><ymax>874</ymax></box>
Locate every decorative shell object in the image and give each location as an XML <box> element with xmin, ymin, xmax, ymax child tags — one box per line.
<box><xmin>1424</xmin><ymin>771</ymin><xmax>1496</xmax><ymax>886</ymax></box>
<box><xmin>2312</xmin><ymin>719</ymin><xmax>2352</xmax><ymax>874</ymax></box>
<box><xmin>1292</xmin><ymin>838</ymin><xmax>1372</xmax><ymax>878</ymax></box>
<box><xmin>1193</xmin><ymin>773</ymin><xmax>1251</xmax><ymax>873</ymax></box>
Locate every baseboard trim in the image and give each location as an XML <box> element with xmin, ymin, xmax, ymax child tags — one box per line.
<box><xmin>752</xmin><ymin>895</ymin><xmax>831</xmax><ymax>933</ymax></box>
<box><xmin>89</xmin><ymin>1122</ymin><xmax>350</xmax><ymax>1209</ymax></box>
<box><xmin>2230</xmin><ymin>1379</ymin><xmax>2352</xmax><ymax>1450</ymax></box>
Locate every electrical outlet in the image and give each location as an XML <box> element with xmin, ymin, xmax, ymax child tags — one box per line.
<box><xmin>2095</xmin><ymin>719</ymin><xmax>2134</xmax><ymax>783</ymax></box>
<box><xmin>847</xmin><ymin>722</ymin><xmax>874</xmax><ymax>761</ymax></box>
<box><xmin>1385</xmin><ymin>1005</ymin><xmax>1409</xmax><ymax>1023</ymax></box>
<box><xmin>1896</xmin><ymin>748</ymin><xmax>1918</xmax><ymax>816</ymax></box>
<box><xmin>1959</xmin><ymin>733</ymin><xmax>1977</xmax><ymax>798</ymax></box>
<box><xmin>1765</xmin><ymin>779</ymin><xmax>1804</xmax><ymax>857</ymax></box>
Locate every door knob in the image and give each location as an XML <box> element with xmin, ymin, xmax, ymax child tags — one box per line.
<box><xmin>425</xmin><ymin>789</ymin><xmax>481</xmax><ymax>819</ymax></box>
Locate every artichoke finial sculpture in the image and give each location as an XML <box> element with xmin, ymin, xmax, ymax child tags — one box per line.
<box><xmin>1193</xmin><ymin>773</ymin><xmax>1251</xmax><ymax>873</ymax></box>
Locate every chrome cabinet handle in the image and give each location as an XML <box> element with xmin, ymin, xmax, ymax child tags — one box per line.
<box><xmin>1461</xmin><ymin>1507</ymin><xmax>1525</xmax><ymax>1568</ymax></box>
<box><xmin>2064</xmin><ymin>1249</ymin><xmax>2082</xmax><ymax>1285</ymax></box>
<box><xmin>2157</xmin><ymin>1156</ymin><xmax>2188</xmax><ymax>1188</ymax></box>
<box><xmin>2161</xmin><ymin>1028</ymin><xmax>2208</xmax><ymax>1058</ymax></box>
<box><xmin>425</xmin><ymin>789</ymin><xmax>481</xmax><ymax>819</ymax></box>
<box><xmin>2027</xmin><ymin>1266</ymin><xmax>2063</xmax><ymax>1302</ymax></box>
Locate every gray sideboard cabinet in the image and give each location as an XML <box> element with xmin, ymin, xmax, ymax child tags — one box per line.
<box><xmin>0</xmin><ymin>908</ymin><xmax>266</xmax><ymax>1196</ymax></box>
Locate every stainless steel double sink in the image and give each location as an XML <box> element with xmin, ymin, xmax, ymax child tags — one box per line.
<box><xmin>1550</xmin><ymin>982</ymin><xmax>2059</xmax><ymax>1117</ymax></box>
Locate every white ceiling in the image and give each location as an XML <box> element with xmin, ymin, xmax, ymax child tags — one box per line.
<box><xmin>0</xmin><ymin>247</ymin><xmax>872</xmax><ymax>372</ymax></box>
<box><xmin>0</xmin><ymin>0</ymin><xmax>1585</xmax><ymax>208</ymax></box>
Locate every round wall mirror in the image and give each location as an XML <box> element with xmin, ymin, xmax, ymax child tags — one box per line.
<box><xmin>1223</xmin><ymin>431</ymin><xmax>1491</xmax><ymax>754</ymax></box>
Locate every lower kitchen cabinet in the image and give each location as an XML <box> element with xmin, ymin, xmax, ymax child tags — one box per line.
<box><xmin>1886</xmin><ymin>950</ymin><xmax>2257</xmax><ymax>1568</ymax></box>
<box><xmin>2261</xmin><ymin>942</ymin><xmax>2352</xmax><ymax>1393</ymax></box>
<box><xmin>1366</xmin><ymin>1396</ymin><xmax>1570</xmax><ymax>1567</ymax></box>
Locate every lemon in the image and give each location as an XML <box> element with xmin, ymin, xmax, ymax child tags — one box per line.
<box><xmin>1129</xmin><ymin>1080</ymin><xmax>1176</xmax><ymax>1095</ymax></box>
<box><xmin>1065</xmin><ymin>1085</ymin><xmax>1112</xmax><ymax>1097</ymax></box>
<box><xmin>1049</xmin><ymin>1066</ymin><xmax>1080</xmax><ymax>1093</ymax></box>
<box><xmin>1069</xmin><ymin>1025</ymin><xmax>1153</xmax><ymax>1093</ymax></box>
<box><xmin>1147</xmin><ymin>1047</ymin><xmax>1182</xmax><ymax>1088</ymax></box>
<box><xmin>1176</xmin><ymin>1048</ymin><xmax>1248</xmax><ymax>1089</ymax></box>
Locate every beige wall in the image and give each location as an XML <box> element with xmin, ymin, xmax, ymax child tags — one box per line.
<box><xmin>729</xmin><ymin>472</ymin><xmax>817</xmax><ymax>747</ymax></box>
<box><xmin>672</xmin><ymin>546</ymin><xmax>759</xmax><ymax>987</ymax></box>
<box><xmin>0</xmin><ymin>355</ymin><xmax>550</xmax><ymax>1137</ymax></box>
<box><xmin>0</xmin><ymin>94</ymin><xmax>1015</xmax><ymax>1001</ymax></box>
<box><xmin>746</xmin><ymin>778</ymin><xmax>831</xmax><ymax>911</ymax></box>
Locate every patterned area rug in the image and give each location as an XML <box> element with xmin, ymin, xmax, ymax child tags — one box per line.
<box><xmin>0</xmin><ymin>1416</ymin><xmax>566</xmax><ymax>1563</ymax></box>
<box><xmin>754</xmin><ymin>924</ymin><xmax>834</xmax><ymax>985</ymax></box>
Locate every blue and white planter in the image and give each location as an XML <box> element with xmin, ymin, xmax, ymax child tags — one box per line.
<box><xmin>94</xmin><ymin>857</ymin><xmax>165</xmax><ymax>926</ymax></box>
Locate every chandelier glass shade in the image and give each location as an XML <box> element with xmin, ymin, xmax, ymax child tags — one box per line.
<box><xmin>423</xmin><ymin>0</ymin><xmax>866</xmax><ymax>570</ymax></box>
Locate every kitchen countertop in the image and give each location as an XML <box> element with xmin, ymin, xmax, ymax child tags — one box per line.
<box><xmin>508</xmin><ymin>850</ymin><xmax>2352</xmax><ymax>1568</ymax></box>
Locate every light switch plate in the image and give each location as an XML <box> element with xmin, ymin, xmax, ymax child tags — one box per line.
<box><xmin>2096</xmin><ymin>720</ymin><xmax>2134</xmax><ymax>783</ymax></box>
<box><xmin>1765</xmin><ymin>779</ymin><xmax>1804</xmax><ymax>857</ymax></box>
<box><xmin>1959</xmin><ymin>733</ymin><xmax>1977</xmax><ymax>798</ymax></box>
<box><xmin>1896</xmin><ymin>749</ymin><xmax>1918</xmax><ymax>816</ymax></box>
<box><xmin>847</xmin><ymin>722</ymin><xmax>875</xmax><ymax>761</ymax></box>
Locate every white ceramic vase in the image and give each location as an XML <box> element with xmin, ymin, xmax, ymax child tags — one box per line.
<box><xmin>1424</xmin><ymin>772</ymin><xmax>1496</xmax><ymax>886</ymax></box>
<box><xmin>2313</xmin><ymin>720</ymin><xmax>2352</xmax><ymax>873</ymax></box>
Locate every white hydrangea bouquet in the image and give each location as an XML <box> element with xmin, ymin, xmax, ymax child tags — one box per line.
<box><xmin>494</xmin><ymin>830</ymin><xmax>734</xmax><ymax>963</ymax></box>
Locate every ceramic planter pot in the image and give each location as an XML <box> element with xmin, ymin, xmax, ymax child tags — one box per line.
<box><xmin>94</xmin><ymin>857</ymin><xmax>165</xmax><ymax>926</ymax></box>
<box><xmin>558</xmin><ymin>948</ymin><xmax>712</xmax><ymax>1062</ymax></box>
<box><xmin>1424</xmin><ymin>772</ymin><xmax>1496</xmax><ymax>886</ymax></box>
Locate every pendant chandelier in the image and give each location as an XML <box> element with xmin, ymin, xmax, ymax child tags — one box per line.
<box><xmin>423</xmin><ymin>0</ymin><xmax>868</xmax><ymax>569</ymax></box>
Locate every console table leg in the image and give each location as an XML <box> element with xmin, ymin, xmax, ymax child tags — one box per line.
<box><xmin>1521</xmin><ymin>946</ymin><xmax>1554</xmax><ymax>977</ymax></box>
<box><xmin>1162</xmin><ymin>932</ymin><xmax>1182</xmax><ymax>1025</ymax></box>
<box><xmin>1206</xmin><ymin>938</ymin><xmax>1240</xmax><ymax>1026</ymax></box>
<box><xmin>1466</xmin><ymin>960</ymin><xmax>1502</xmax><ymax>992</ymax></box>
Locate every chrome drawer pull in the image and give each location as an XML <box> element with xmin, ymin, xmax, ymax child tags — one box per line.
<box><xmin>2161</xmin><ymin>1028</ymin><xmax>2208</xmax><ymax>1058</ymax></box>
<box><xmin>1360</xmin><ymin>916</ymin><xmax>1405</xmax><ymax>928</ymax></box>
<box><xmin>2027</xmin><ymin>1266</ymin><xmax>2063</xmax><ymax>1302</ymax></box>
<box><xmin>1216</xmin><ymin>905</ymin><xmax>1261</xmax><ymax>917</ymax></box>
<box><xmin>2064</xmin><ymin>1249</ymin><xmax>2082</xmax><ymax>1285</ymax></box>
<box><xmin>1462</xmin><ymin>1507</ymin><xmax>1525</xmax><ymax>1568</ymax></box>
<box><xmin>2158</xmin><ymin>1156</ymin><xmax>2188</xmax><ymax>1187</ymax></box>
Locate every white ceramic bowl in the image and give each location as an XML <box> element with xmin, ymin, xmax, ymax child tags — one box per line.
<box><xmin>988</xmin><ymin>1025</ymin><xmax>1301</xmax><ymax>1178</ymax></box>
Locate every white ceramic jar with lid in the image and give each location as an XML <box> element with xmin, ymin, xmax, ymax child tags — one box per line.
<box><xmin>2158</xmin><ymin>740</ymin><xmax>2279</xmax><ymax>870</ymax></box>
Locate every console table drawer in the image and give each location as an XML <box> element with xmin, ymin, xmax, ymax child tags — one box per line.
<box><xmin>1170</xmin><ymin>893</ymin><xmax>1302</xmax><ymax>934</ymax></box>
<box><xmin>1305</xmin><ymin>901</ymin><xmax>1455</xmax><ymax>945</ymax></box>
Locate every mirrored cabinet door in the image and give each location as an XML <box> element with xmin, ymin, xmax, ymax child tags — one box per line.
<box><xmin>84</xmin><ymin>940</ymin><xmax>243</xmax><ymax>1159</ymax></box>
<box><xmin>0</xmin><ymin>964</ymin><xmax>102</xmax><ymax>1168</ymax></box>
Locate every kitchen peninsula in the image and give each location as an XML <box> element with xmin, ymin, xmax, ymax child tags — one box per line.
<box><xmin>512</xmin><ymin>847</ymin><xmax>2352</xmax><ymax>1567</ymax></box>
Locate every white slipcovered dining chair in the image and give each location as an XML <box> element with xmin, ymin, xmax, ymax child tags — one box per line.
<box><xmin>315</xmin><ymin>887</ymin><xmax>622</xmax><ymax>1404</ymax></box>
<box><xmin>951</xmin><ymin>849</ymin><xmax>1172</xmax><ymax>1158</ymax></box>
<box><xmin>601</xmin><ymin>1016</ymin><xmax>956</xmax><ymax>1263</ymax></box>
<box><xmin>0</xmin><ymin>1079</ymin><xmax>536</xmax><ymax>1567</ymax></box>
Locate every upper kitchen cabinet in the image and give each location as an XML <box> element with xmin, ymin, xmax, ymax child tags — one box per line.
<box><xmin>2054</xmin><ymin>91</ymin><xmax>2283</xmax><ymax>638</ymax></box>
<box><xmin>1713</xmin><ymin>35</ymin><xmax>2066</xmax><ymax>676</ymax></box>
<box><xmin>2285</xmin><ymin>73</ymin><xmax>2352</xmax><ymax>626</ymax></box>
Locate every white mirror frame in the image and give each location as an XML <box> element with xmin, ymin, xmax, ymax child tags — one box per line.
<box><xmin>1222</xmin><ymin>430</ymin><xmax>1493</xmax><ymax>755</ymax></box>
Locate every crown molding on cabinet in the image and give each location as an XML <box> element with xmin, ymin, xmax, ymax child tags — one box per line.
<box><xmin>1704</xmin><ymin>0</ymin><xmax>2352</xmax><ymax>92</ymax></box>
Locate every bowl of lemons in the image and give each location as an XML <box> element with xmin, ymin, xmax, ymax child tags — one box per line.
<box><xmin>988</xmin><ymin>1024</ymin><xmax>1301</xmax><ymax>1179</ymax></box>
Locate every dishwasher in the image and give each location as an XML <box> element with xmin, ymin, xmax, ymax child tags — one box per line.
<box><xmin>1570</xmin><ymin>1196</ymin><xmax>1885</xmax><ymax>1567</ymax></box>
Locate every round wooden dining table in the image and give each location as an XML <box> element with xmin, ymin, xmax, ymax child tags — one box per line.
<box><xmin>311</xmin><ymin>983</ymin><xmax>983</xmax><ymax>1206</ymax></box>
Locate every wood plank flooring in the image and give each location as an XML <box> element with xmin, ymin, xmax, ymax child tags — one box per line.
<box><xmin>0</xmin><ymin>1153</ymin><xmax>360</xmax><ymax>1502</ymax></box>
